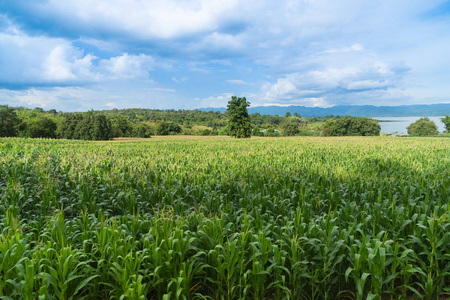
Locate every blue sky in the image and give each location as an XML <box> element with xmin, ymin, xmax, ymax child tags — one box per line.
<box><xmin>0</xmin><ymin>0</ymin><xmax>449</xmax><ymax>111</ymax></box>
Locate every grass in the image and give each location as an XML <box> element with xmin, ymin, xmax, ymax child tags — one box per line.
<box><xmin>0</xmin><ymin>136</ymin><xmax>449</xmax><ymax>299</ymax></box>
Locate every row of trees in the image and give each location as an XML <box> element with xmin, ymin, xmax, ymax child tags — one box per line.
<box><xmin>3</xmin><ymin>103</ymin><xmax>450</xmax><ymax>140</ymax></box>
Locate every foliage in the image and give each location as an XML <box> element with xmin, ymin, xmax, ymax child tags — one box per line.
<box><xmin>0</xmin><ymin>105</ymin><xmax>19</xmax><ymax>137</ymax></box>
<box><xmin>110</xmin><ymin>114</ymin><xmax>133</xmax><ymax>137</ymax></box>
<box><xmin>58</xmin><ymin>113</ymin><xmax>112</xmax><ymax>140</ymax></box>
<box><xmin>226</xmin><ymin>96</ymin><xmax>252</xmax><ymax>138</ymax></box>
<box><xmin>155</xmin><ymin>121</ymin><xmax>182</xmax><ymax>135</ymax></box>
<box><xmin>407</xmin><ymin>117</ymin><xmax>439</xmax><ymax>136</ymax></box>
<box><xmin>1</xmin><ymin>106</ymin><xmax>343</xmax><ymax>140</ymax></box>
<box><xmin>18</xmin><ymin>117</ymin><xmax>57</xmax><ymax>138</ymax></box>
<box><xmin>440</xmin><ymin>115</ymin><xmax>450</xmax><ymax>132</ymax></box>
<box><xmin>281</xmin><ymin>122</ymin><xmax>300</xmax><ymax>136</ymax></box>
<box><xmin>252</xmin><ymin>126</ymin><xmax>264</xmax><ymax>137</ymax></box>
<box><xmin>322</xmin><ymin>116</ymin><xmax>380</xmax><ymax>136</ymax></box>
<box><xmin>201</xmin><ymin>129</ymin><xmax>211</xmax><ymax>136</ymax></box>
<box><xmin>131</xmin><ymin>122</ymin><xmax>153</xmax><ymax>138</ymax></box>
<box><xmin>264</xmin><ymin>127</ymin><xmax>279</xmax><ymax>137</ymax></box>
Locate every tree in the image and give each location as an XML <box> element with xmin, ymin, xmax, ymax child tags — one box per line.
<box><xmin>226</xmin><ymin>96</ymin><xmax>251</xmax><ymax>138</ymax></box>
<box><xmin>110</xmin><ymin>115</ymin><xmax>133</xmax><ymax>137</ymax></box>
<box><xmin>322</xmin><ymin>116</ymin><xmax>380</xmax><ymax>136</ymax></box>
<box><xmin>132</xmin><ymin>123</ymin><xmax>153</xmax><ymax>138</ymax></box>
<box><xmin>58</xmin><ymin>113</ymin><xmax>112</xmax><ymax>140</ymax></box>
<box><xmin>92</xmin><ymin>115</ymin><xmax>113</xmax><ymax>140</ymax></box>
<box><xmin>281</xmin><ymin>122</ymin><xmax>299</xmax><ymax>136</ymax></box>
<box><xmin>20</xmin><ymin>117</ymin><xmax>57</xmax><ymax>138</ymax></box>
<box><xmin>407</xmin><ymin>117</ymin><xmax>438</xmax><ymax>136</ymax></box>
<box><xmin>155</xmin><ymin>121</ymin><xmax>182</xmax><ymax>135</ymax></box>
<box><xmin>441</xmin><ymin>115</ymin><xmax>450</xmax><ymax>132</ymax></box>
<box><xmin>58</xmin><ymin>114</ymin><xmax>84</xmax><ymax>139</ymax></box>
<box><xmin>0</xmin><ymin>105</ymin><xmax>19</xmax><ymax>137</ymax></box>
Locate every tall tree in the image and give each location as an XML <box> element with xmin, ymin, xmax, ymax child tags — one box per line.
<box><xmin>0</xmin><ymin>105</ymin><xmax>19</xmax><ymax>137</ymax></box>
<box><xmin>226</xmin><ymin>96</ymin><xmax>251</xmax><ymax>138</ymax></box>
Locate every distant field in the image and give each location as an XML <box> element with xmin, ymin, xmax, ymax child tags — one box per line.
<box><xmin>0</xmin><ymin>136</ymin><xmax>449</xmax><ymax>299</ymax></box>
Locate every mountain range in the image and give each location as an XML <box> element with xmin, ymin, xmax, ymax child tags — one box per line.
<box><xmin>200</xmin><ymin>103</ymin><xmax>450</xmax><ymax>117</ymax></box>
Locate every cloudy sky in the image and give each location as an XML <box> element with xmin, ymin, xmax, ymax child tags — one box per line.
<box><xmin>0</xmin><ymin>0</ymin><xmax>449</xmax><ymax>111</ymax></box>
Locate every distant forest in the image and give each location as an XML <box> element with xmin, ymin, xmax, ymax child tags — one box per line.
<box><xmin>0</xmin><ymin>106</ymin><xmax>338</xmax><ymax>140</ymax></box>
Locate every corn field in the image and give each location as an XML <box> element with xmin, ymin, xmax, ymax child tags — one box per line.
<box><xmin>0</xmin><ymin>136</ymin><xmax>449</xmax><ymax>299</ymax></box>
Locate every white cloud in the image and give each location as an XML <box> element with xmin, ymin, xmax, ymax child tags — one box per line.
<box><xmin>197</xmin><ymin>93</ymin><xmax>235</xmax><ymax>108</ymax></box>
<box><xmin>347</xmin><ymin>80</ymin><xmax>390</xmax><ymax>90</ymax></box>
<box><xmin>0</xmin><ymin>84</ymin><xmax>187</xmax><ymax>111</ymax></box>
<box><xmin>0</xmin><ymin>28</ymin><xmax>159</xmax><ymax>86</ymax></box>
<box><xmin>99</xmin><ymin>53</ymin><xmax>155</xmax><ymax>79</ymax></box>
<box><xmin>226</xmin><ymin>79</ymin><xmax>250</xmax><ymax>85</ymax></box>
<box><xmin>26</xmin><ymin>0</ymin><xmax>242</xmax><ymax>39</ymax></box>
<box><xmin>106</xmin><ymin>102</ymin><xmax>117</xmax><ymax>108</ymax></box>
<box><xmin>172</xmin><ymin>77</ymin><xmax>189</xmax><ymax>83</ymax></box>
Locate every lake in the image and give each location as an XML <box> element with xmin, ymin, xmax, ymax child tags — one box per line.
<box><xmin>375</xmin><ymin>116</ymin><xmax>446</xmax><ymax>134</ymax></box>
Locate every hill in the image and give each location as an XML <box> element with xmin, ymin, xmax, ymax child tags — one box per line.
<box><xmin>200</xmin><ymin>103</ymin><xmax>450</xmax><ymax>117</ymax></box>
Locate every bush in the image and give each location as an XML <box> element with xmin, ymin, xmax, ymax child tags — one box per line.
<box><xmin>132</xmin><ymin>122</ymin><xmax>153</xmax><ymax>138</ymax></box>
<box><xmin>201</xmin><ymin>129</ymin><xmax>211</xmax><ymax>136</ymax></box>
<box><xmin>218</xmin><ymin>128</ymin><xmax>229</xmax><ymax>135</ymax></box>
<box><xmin>265</xmin><ymin>128</ymin><xmax>279</xmax><ymax>137</ymax></box>
<box><xmin>252</xmin><ymin>126</ymin><xmax>264</xmax><ymax>137</ymax></box>
<box><xmin>155</xmin><ymin>121</ymin><xmax>182</xmax><ymax>135</ymax></box>
<box><xmin>322</xmin><ymin>116</ymin><xmax>380</xmax><ymax>136</ymax></box>
<box><xmin>407</xmin><ymin>117</ymin><xmax>438</xmax><ymax>136</ymax></box>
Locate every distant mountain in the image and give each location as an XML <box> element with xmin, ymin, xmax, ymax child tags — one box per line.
<box><xmin>200</xmin><ymin>103</ymin><xmax>450</xmax><ymax>117</ymax></box>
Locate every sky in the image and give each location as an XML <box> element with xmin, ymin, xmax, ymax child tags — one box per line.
<box><xmin>0</xmin><ymin>0</ymin><xmax>449</xmax><ymax>111</ymax></box>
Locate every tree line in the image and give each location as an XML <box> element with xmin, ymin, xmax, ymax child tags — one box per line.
<box><xmin>3</xmin><ymin>104</ymin><xmax>446</xmax><ymax>140</ymax></box>
<box><xmin>0</xmin><ymin>105</ymin><xmax>340</xmax><ymax>140</ymax></box>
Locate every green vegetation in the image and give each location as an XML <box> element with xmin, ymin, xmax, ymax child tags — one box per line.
<box><xmin>226</xmin><ymin>96</ymin><xmax>252</xmax><ymax>138</ymax></box>
<box><xmin>0</xmin><ymin>136</ymin><xmax>449</xmax><ymax>299</ymax></box>
<box><xmin>0</xmin><ymin>106</ymin><xmax>343</xmax><ymax>139</ymax></box>
<box><xmin>322</xmin><ymin>116</ymin><xmax>381</xmax><ymax>136</ymax></box>
<box><xmin>407</xmin><ymin>117</ymin><xmax>439</xmax><ymax>136</ymax></box>
<box><xmin>440</xmin><ymin>115</ymin><xmax>450</xmax><ymax>133</ymax></box>
<box><xmin>0</xmin><ymin>105</ymin><xmax>19</xmax><ymax>137</ymax></box>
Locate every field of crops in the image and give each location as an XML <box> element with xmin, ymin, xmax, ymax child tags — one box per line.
<box><xmin>0</xmin><ymin>136</ymin><xmax>449</xmax><ymax>300</ymax></box>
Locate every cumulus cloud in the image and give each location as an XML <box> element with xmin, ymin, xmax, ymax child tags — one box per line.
<box><xmin>2</xmin><ymin>0</ymin><xmax>244</xmax><ymax>40</ymax></box>
<box><xmin>0</xmin><ymin>27</ymin><xmax>159</xmax><ymax>88</ymax></box>
<box><xmin>1</xmin><ymin>1</ymin><xmax>450</xmax><ymax>109</ymax></box>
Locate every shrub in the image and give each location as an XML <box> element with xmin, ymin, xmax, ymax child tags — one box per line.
<box><xmin>407</xmin><ymin>117</ymin><xmax>438</xmax><ymax>136</ymax></box>
<box><xmin>322</xmin><ymin>116</ymin><xmax>380</xmax><ymax>136</ymax></box>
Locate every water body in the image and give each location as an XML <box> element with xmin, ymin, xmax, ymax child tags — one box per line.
<box><xmin>375</xmin><ymin>116</ymin><xmax>446</xmax><ymax>134</ymax></box>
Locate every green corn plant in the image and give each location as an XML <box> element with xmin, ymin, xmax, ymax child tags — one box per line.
<box><xmin>4</xmin><ymin>257</ymin><xmax>36</xmax><ymax>300</ymax></box>
<box><xmin>345</xmin><ymin>234</ymin><xmax>371</xmax><ymax>300</ymax></box>
<box><xmin>0</xmin><ymin>210</ymin><xmax>29</xmax><ymax>297</ymax></box>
